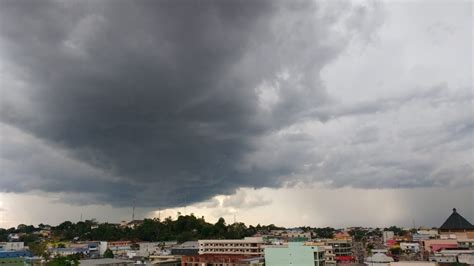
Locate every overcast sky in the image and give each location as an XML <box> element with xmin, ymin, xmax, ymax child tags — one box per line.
<box><xmin>0</xmin><ymin>0</ymin><xmax>472</xmax><ymax>229</ymax></box>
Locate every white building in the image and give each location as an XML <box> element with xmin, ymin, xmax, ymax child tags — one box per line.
<box><xmin>383</xmin><ymin>231</ymin><xmax>394</xmax><ymax>243</ymax></box>
<box><xmin>400</xmin><ymin>243</ymin><xmax>419</xmax><ymax>253</ymax></box>
<box><xmin>138</xmin><ymin>242</ymin><xmax>161</xmax><ymax>256</ymax></box>
<box><xmin>365</xmin><ymin>253</ymin><xmax>394</xmax><ymax>266</ymax></box>
<box><xmin>0</xmin><ymin>242</ymin><xmax>24</xmax><ymax>251</ymax></box>
<box><xmin>282</xmin><ymin>230</ymin><xmax>312</xmax><ymax>239</ymax></box>
<box><xmin>372</xmin><ymin>249</ymin><xmax>388</xmax><ymax>254</ymax></box>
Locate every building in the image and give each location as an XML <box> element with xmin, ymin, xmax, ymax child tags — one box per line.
<box><xmin>458</xmin><ymin>253</ymin><xmax>474</xmax><ymax>264</ymax></box>
<box><xmin>0</xmin><ymin>250</ymin><xmax>31</xmax><ymax>259</ymax></box>
<box><xmin>181</xmin><ymin>237</ymin><xmax>265</xmax><ymax>266</ymax></box>
<box><xmin>429</xmin><ymin>249</ymin><xmax>474</xmax><ymax>264</ymax></box>
<box><xmin>80</xmin><ymin>258</ymin><xmax>134</xmax><ymax>266</ymax></box>
<box><xmin>372</xmin><ymin>249</ymin><xmax>388</xmax><ymax>255</ymax></box>
<box><xmin>383</xmin><ymin>231</ymin><xmax>394</xmax><ymax>243</ymax></box>
<box><xmin>198</xmin><ymin>237</ymin><xmax>264</xmax><ymax>256</ymax></box>
<box><xmin>264</xmin><ymin>242</ymin><xmax>326</xmax><ymax>266</ymax></box>
<box><xmin>412</xmin><ymin>234</ymin><xmax>431</xmax><ymax>242</ymax></box>
<box><xmin>322</xmin><ymin>245</ymin><xmax>336</xmax><ymax>266</ymax></box>
<box><xmin>70</xmin><ymin>242</ymin><xmax>102</xmax><ymax>257</ymax></box>
<box><xmin>49</xmin><ymin>247</ymin><xmax>89</xmax><ymax>257</ymax></box>
<box><xmin>399</xmin><ymin>243</ymin><xmax>419</xmax><ymax>253</ymax></box>
<box><xmin>324</xmin><ymin>239</ymin><xmax>354</xmax><ymax>262</ymax></box>
<box><xmin>439</xmin><ymin>208</ymin><xmax>474</xmax><ymax>233</ymax></box>
<box><xmin>170</xmin><ymin>241</ymin><xmax>199</xmax><ymax>257</ymax></box>
<box><xmin>104</xmin><ymin>241</ymin><xmax>132</xmax><ymax>256</ymax></box>
<box><xmin>365</xmin><ymin>253</ymin><xmax>394</xmax><ymax>266</ymax></box>
<box><xmin>416</xmin><ymin>229</ymin><xmax>438</xmax><ymax>238</ymax></box>
<box><xmin>389</xmin><ymin>263</ymin><xmax>435</xmax><ymax>266</ymax></box>
<box><xmin>457</xmin><ymin>238</ymin><xmax>474</xmax><ymax>249</ymax></box>
<box><xmin>0</xmin><ymin>242</ymin><xmax>24</xmax><ymax>251</ymax></box>
<box><xmin>149</xmin><ymin>255</ymin><xmax>182</xmax><ymax>266</ymax></box>
<box><xmin>421</xmin><ymin>239</ymin><xmax>458</xmax><ymax>252</ymax></box>
<box><xmin>7</xmin><ymin>234</ymin><xmax>20</xmax><ymax>242</ymax></box>
<box><xmin>281</xmin><ymin>230</ymin><xmax>312</xmax><ymax>240</ymax></box>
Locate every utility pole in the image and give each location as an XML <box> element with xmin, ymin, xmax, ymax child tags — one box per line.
<box><xmin>132</xmin><ymin>198</ymin><xmax>136</xmax><ymax>221</ymax></box>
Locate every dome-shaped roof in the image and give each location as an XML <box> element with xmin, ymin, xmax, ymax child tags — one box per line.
<box><xmin>366</xmin><ymin>253</ymin><xmax>394</xmax><ymax>263</ymax></box>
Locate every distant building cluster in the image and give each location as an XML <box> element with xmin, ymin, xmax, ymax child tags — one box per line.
<box><xmin>1</xmin><ymin>208</ymin><xmax>473</xmax><ymax>265</ymax></box>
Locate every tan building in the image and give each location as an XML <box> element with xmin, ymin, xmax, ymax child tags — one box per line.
<box><xmin>198</xmin><ymin>237</ymin><xmax>264</xmax><ymax>256</ymax></box>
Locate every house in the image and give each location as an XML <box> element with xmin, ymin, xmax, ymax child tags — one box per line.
<box><xmin>399</xmin><ymin>243</ymin><xmax>419</xmax><ymax>253</ymax></box>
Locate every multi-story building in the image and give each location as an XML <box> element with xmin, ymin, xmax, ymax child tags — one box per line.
<box><xmin>383</xmin><ymin>231</ymin><xmax>394</xmax><ymax>243</ymax></box>
<box><xmin>171</xmin><ymin>241</ymin><xmax>199</xmax><ymax>257</ymax></box>
<box><xmin>49</xmin><ymin>247</ymin><xmax>89</xmax><ymax>257</ymax></box>
<box><xmin>181</xmin><ymin>237</ymin><xmax>264</xmax><ymax>266</ymax></box>
<box><xmin>457</xmin><ymin>239</ymin><xmax>474</xmax><ymax>249</ymax></box>
<box><xmin>324</xmin><ymin>239</ymin><xmax>352</xmax><ymax>255</ymax></box>
<box><xmin>137</xmin><ymin>242</ymin><xmax>162</xmax><ymax>256</ymax></box>
<box><xmin>281</xmin><ymin>230</ymin><xmax>312</xmax><ymax>240</ymax></box>
<box><xmin>198</xmin><ymin>237</ymin><xmax>264</xmax><ymax>256</ymax></box>
<box><xmin>264</xmin><ymin>242</ymin><xmax>326</xmax><ymax>266</ymax></box>
<box><xmin>0</xmin><ymin>242</ymin><xmax>24</xmax><ymax>251</ymax></box>
<box><xmin>103</xmin><ymin>241</ymin><xmax>132</xmax><ymax>256</ymax></box>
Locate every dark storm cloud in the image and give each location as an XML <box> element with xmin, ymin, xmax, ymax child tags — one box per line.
<box><xmin>0</xmin><ymin>0</ymin><xmax>383</xmax><ymax>207</ymax></box>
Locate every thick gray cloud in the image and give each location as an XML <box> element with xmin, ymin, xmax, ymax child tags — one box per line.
<box><xmin>0</xmin><ymin>0</ymin><xmax>382</xmax><ymax>207</ymax></box>
<box><xmin>1</xmin><ymin>0</ymin><xmax>471</xmax><ymax>211</ymax></box>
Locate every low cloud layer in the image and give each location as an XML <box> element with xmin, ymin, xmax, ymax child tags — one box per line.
<box><xmin>0</xmin><ymin>0</ymin><xmax>472</xmax><ymax>209</ymax></box>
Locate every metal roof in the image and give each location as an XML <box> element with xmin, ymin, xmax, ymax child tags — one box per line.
<box><xmin>439</xmin><ymin>208</ymin><xmax>474</xmax><ymax>230</ymax></box>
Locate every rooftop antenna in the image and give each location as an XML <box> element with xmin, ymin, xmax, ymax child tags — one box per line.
<box><xmin>132</xmin><ymin>198</ymin><xmax>136</xmax><ymax>221</ymax></box>
<box><xmin>184</xmin><ymin>191</ymin><xmax>188</xmax><ymax>216</ymax></box>
<box><xmin>234</xmin><ymin>213</ymin><xmax>236</xmax><ymax>224</ymax></box>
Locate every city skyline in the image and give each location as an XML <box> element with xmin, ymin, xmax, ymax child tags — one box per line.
<box><xmin>0</xmin><ymin>0</ymin><xmax>473</xmax><ymax>228</ymax></box>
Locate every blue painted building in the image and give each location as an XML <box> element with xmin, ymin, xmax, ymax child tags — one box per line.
<box><xmin>0</xmin><ymin>250</ymin><xmax>32</xmax><ymax>258</ymax></box>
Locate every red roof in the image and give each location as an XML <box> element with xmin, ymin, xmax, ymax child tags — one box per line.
<box><xmin>335</xmin><ymin>256</ymin><xmax>355</xmax><ymax>262</ymax></box>
<box><xmin>430</xmin><ymin>244</ymin><xmax>458</xmax><ymax>252</ymax></box>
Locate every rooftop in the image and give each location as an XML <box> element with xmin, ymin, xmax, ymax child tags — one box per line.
<box><xmin>439</xmin><ymin>208</ymin><xmax>474</xmax><ymax>231</ymax></box>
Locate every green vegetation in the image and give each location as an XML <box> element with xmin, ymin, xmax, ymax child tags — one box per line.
<box><xmin>0</xmin><ymin>214</ymin><xmax>284</xmax><ymax>243</ymax></box>
<box><xmin>27</xmin><ymin>241</ymin><xmax>47</xmax><ymax>256</ymax></box>
<box><xmin>390</xmin><ymin>246</ymin><xmax>402</xmax><ymax>255</ymax></box>
<box><xmin>47</xmin><ymin>254</ymin><xmax>80</xmax><ymax>266</ymax></box>
<box><xmin>313</xmin><ymin>227</ymin><xmax>335</xmax><ymax>238</ymax></box>
<box><xmin>103</xmin><ymin>248</ymin><xmax>114</xmax><ymax>258</ymax></box>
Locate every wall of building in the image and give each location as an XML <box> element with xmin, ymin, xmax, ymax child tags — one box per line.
<box><xmin>0</xmin><ymin>242</ymin><xmax>24</xmax><ymax>251</ymax></box>
<box><xmin>264</xmin><ymin>242</ymin><xmax>325</xmax><ymax>266</ymax></box>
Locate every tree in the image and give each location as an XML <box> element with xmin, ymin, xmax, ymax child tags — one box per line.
<box><xmin>103</xmin><ymin>248</ymin><xmax>114</xmax><ymax>258</ymax></box>
<box><xmin>314</xmin><ymin>227</ymin><xmax>335</xmax><ymax>238</ymax></box>
<box><xmin>47</xmin><ymin>255</ymin><xmax>79</xmax><ymax>266</ymax></box>
<box><xmin>390</xmin><ymin>246</ymin><xmax>402</xmax><ymax>255</ymax></box>
<box><xmin>28</xmin><ymin>242</ymin><xmax>47</xmax><ymax>257</ymax></box>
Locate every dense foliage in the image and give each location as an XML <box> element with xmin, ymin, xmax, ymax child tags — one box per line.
<box><xmin>47</xmin><ymin>254</ymin><xmax>80</xmax><ymax>266</ymax></box>
<box><xmin>0</xmin><ymin>214</ymin><xmax>284</xmax><ymax>243</ymax></box>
